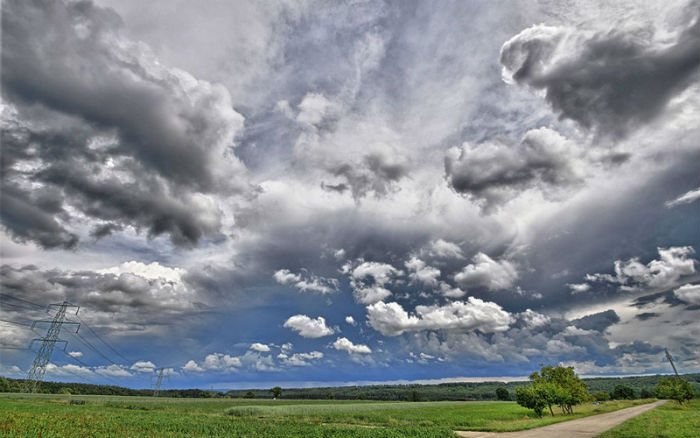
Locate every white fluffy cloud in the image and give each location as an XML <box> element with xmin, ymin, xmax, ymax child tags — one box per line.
<box><xmin>454</xmin><ymin>253</ymin><xmax>518</xmax><ymax>291</ymax></box>
<box><xmin>519</xmin><ymin>309</ymin><xmax>551</xmax><ymax>329</ymax></box>
<box><xmin>424</xmin><ymin>239</ymin><xmax>464</xmax><ymax>259</ymax></box>
<box><xmin>666</xmin><ymin>187</ymin><xmax>700</xmax><ymax>208</ymax></box>
<box><xmin>674</xmin><ymin>283</ymin><xmax>700</xmax><ymax>305</ymax></box>
<box><xmin>203</xmin><ymin>353</ymin><xmax>242</xmax><ymax>371</ymax></box>
<box><xmin>568</xmin><ymin>283</ymin><xmax>592</xmax><ymax>294</ymax></box>
<box><xmin>586</xmin><ymin>246</ymin><xmax>697</xmax><ymax>291</ymax></box>
<box><xmin>68</xmin><ymin>351</ymin><xmax>83</xmax><ymax>358</ymax></box>
<box><xmin>130</xmin><ymin>360</ymin><xmax>156</xmax><ymax>373</ymax></box>
<box><xmin>333</xmin><ymin>337</ymin><xmax>372</xmax><ymax>354</ymax></box>
<box><xmin>366</xmin><ymin>298</ymin><xmax>514</xmax><ymax>336</ymax></box>
<box><xmin>283</xmin><ymin>314</ymin><xmax>335</xmax><ymax>338</ymax></box>
<box><xmin>282</xmin><ymin>351</ymin><xmax>324</xmax><ymax>367</ymax></box>
<box><xmin>345</xmin><ymin>316</ymin><xmax>356</xmax><ymax>325</ymax></box>
<box><xmin>182</xmin><ymin>360</ymin><xmax>205</xmax><ymax>373</ymax></box>
<box><xmin>405</xmin><ymin>257</ymin><xmax>441</xmax><ymax>288</ymax></box>
<box><xmin>273</xmin><ymin>269</ymin><xmax>339</xmax><ymax>294</ymax></box>
<box><xmin>347</xmin><ymin>260</ymin><xmax>402</xmax><ymax>304</ymax></box>
<box><xmin>249</xmin><ymin>343</ymin><xmax>270</xmax><ymax>352</ymax></box>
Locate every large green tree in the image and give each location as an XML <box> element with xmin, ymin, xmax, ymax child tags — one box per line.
<box><xmin>516</xmin><ymin>365</ymin><xmax>589</xmax><ymax>416</ymax></box>
<box><xmin>655</xmin><ymin>377</ymin><xmax>694</xmax><ymax>405</ymax></box>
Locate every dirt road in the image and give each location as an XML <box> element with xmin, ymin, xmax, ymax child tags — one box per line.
<box><xmin>455</xmin><ymin>400</ymin><xmax>667</xmax><ymax>438</ymax></box>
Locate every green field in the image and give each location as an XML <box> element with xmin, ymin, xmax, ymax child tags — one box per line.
<box><xmin>0</xmin><ymin>393</ymin><xmax>652</xmax><ymax>437</ymax></box>
<box><xmin>597</xmin><ymin>400</ymin><xmax>700</xmax><ymax>438</ymax></box>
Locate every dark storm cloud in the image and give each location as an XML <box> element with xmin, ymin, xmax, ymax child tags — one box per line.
<box><xmin>0</xmin><ymin>264</ymin><xmax>202</xmax><ymax>331</ymax></box>
<box><xmin>570</xmin><ymin>310</ymin><xmax>620</xmax><ymax>332</ymax></box>
<box><xmin>325</xmin><ymin>153</ymin><xmax>410</xmax><ymax>201</ymax></box>
<box><xmin>444</xmin><ymin>127</ymin><xmax>584</xmax><ymax>206</ymax></box>
<box><xmin>500</xmin><ymin>8</ymin><xmax>700</xmax><ymax>137</ymax></box>
<box><xmin>0</xmin><ymin>0</ymin><xmax>249</xmax><ymax>248</ymax></box>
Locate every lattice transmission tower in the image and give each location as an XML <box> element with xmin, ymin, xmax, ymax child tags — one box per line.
<box><xmin>22</xmin><ymin>301</ymin><xmax>80</xmax><ymax>393</ymax></box>
<box><xmin>153</xmin><ymin>367</ymin><xmax>166</xmax><ymax>397</ymax></box>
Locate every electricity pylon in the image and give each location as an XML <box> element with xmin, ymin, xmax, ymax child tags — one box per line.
<box><xmin>22</xmin><ymin>301</ymin><xmax>80</xmax><ymax>393</ymax></box>
<box><xmin>153</xmin><ymin>367</ymin><xmax>166</xmax><ymax>397</ymax></box>
<box><xmin>665</xmin><ymin>348</ymin><xmax>680</xmax><ymax>378</ymax></box>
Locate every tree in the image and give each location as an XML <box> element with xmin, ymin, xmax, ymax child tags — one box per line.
<box><xmin>515</xmin><ymin>386</ymin><xmax>547</xmax><ymax>417</ymax></box>
<box><xmin>244</xmin><ymin>391</ymin><xmax>255</xmax><ymax>399</ymax></box>
<box><xmin>655</xmin><ymin>377</ymin><xmax>694</xmax><ymax>405</ymax></box>
<box><xmin>270</xmin><ymin>386</ymin><xmax>282</xmax><ymax>399</ymax></box>
<box><xmin>640</xmin><ymin>389</ymin><xmax>654</xmax><ymax>399</ymax></box>
<box><xmin>612</xmin><ymin>384</ymin><xmax>635</xmax><ymax>400</ymax></box>
<box><xmin>496</xmin><ymin>387</ymin><xmax>510</xmax><ymax>401</ymax></box>
<box><xmin>528</xmin><ymin>365</ymin><xmax>589</xmax><ymax>414</ymax></box>
<box><xmin>325</xmin><ymin>391</ymin><xmax>335</xmax><ymax>400</ymax></box>
<box><xmin>408</xmin><ymin>390</ymin><xmax>421</xmax><ymax>402</ymax></box>
<box><xmin>593</xmin><ymin>391</ymin><xmax>610</xmax><ymax>401</ymax></box>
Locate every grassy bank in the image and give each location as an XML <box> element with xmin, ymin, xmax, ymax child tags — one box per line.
<box><xmin>597</xmin><ymin>399</ymin><xmax>700</xmax><ymax>438</ymax></box>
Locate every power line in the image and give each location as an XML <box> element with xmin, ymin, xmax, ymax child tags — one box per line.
<box><xmin>0</xmin><ymin>301</ymin><xmax>42</xmax><ymax>312</ymax></box>
<box><xmin>72</xmin><ymin>331</ymin><xmax>121</xmax><ymax>366</ymax></box>
<box><xmin>75</xmin><ymin>315</ymin><xmax>132</xmax><ymax>364</ymax></box>
<box><xmin>0</xmin><ymin>293</ymin><xmax>46</xmax><ymax>310</ymax></box>
<box><xmin>0</xmin><ymin>318</ymin><xmax>33</xmax><ymax>327</ymax></box>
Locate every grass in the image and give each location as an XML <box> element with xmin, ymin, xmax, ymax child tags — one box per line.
<box><xmin>597</xmin><ymin>399</ymin><xmax>700</xmax><ymax>438</ymax></box>
<box><xmin>0</xmin><ymin>393</ymin><xmax>654</xmax><ymax>437</ymax></box>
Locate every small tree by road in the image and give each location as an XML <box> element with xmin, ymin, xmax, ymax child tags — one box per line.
<box><xmin>655</xmin><ymin>377</ymin><xmax>694</xmax><ymax>405</ymax></box>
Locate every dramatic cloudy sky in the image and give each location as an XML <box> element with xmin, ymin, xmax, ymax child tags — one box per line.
<box><xmin>1</xmin><ymin>0</ymin><xmax>698</xmax><ymax>389</ymax></box>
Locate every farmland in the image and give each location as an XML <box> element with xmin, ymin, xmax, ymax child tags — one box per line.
<box><xmin>597</xmin><ymin>399</ymin><xmax>700</xmax><ymax>438</ymax></box>
<box><xmin>0</xmin><ymin>393</ymin><xmax>650</xmax><ymax>437</ymax></box>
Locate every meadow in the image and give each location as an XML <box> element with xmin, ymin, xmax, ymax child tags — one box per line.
<box><xmin>597</xmin><ymin>400</ymin><xmax>700</xmax><ymax>438</ymax></box>
<box><xmin>0</xmin><ymin>393</ymin><xmax>651</xmax><ymax>437</ymax></box>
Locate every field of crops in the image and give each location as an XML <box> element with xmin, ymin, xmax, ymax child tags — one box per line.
<box><xmin>0</xmin><ymin>394</ymin><xmax>649</xmax><ymax>437</ymax></box>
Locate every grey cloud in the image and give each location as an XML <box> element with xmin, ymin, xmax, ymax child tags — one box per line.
<box><xmin>500</xmin><ymin>10</ymin><xmax>700</xmax><ymax>137</ymax></box>
<box><xmin>324</xmin><ymin>153</ymin><xmax>410</xmax><ymax>201</ymax></box>
<box><xmin>1</xmin><ymin>0</ymin><xmax>249</xmax><ymax>248</ymax></box>
<box><xmin>445</xmin><ymin>127</ymin><xmax>585</xmax><ymax>207</ymax></box>
<box><xmin>571</xmin><ymin>310</ymin><xmax>620</xmax><ymax>332</ymax></box>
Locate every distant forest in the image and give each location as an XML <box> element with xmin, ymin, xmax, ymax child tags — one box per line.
<box><xmin>2</xmin><ymin>374</ymin><xmax>699</xmax><ymax>400</ymax></box>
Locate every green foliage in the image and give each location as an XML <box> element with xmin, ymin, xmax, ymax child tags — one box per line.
<box><xmin>495</xmin><ymin>387</ymin><xmax>510</xmax><ymax>401</ymax></box>
<box><xmin>270</xmin><ymin>386</ymin><xmax>283</xmax><ymax>398</ymax></box>
<box><xmin>639</xmin><ymin>389</ymin><xmax>654</xmax><ymax>399</ymax></box>
<box><xmin>408</xmin><ymin>390</ymin><xmax>420</xmax><ymax>402</ymax></box>
<box><xmin>655</xmin><ymin>377</ymin><xmax>695</xmax><ymax>405</ymax></box>
<box><xmin>243</xmin><ymin>391</ymin><xmax>255</xmax><ymax>399</ymax></box>
<box><xmin>325</xmin><ymin>392</ymin><xmax>335</xmax><ymax>400</ymax></box>
<box><xmin>593</xmin><ymin>391</ymin><xmax>610</xmax><ymax>401</ymax></box>
<box><xmin>612</xmin><ymin>385</ymin><xmax>636</xmax><ymax>400</ymax></box>
<box><xmin>0</xmin><ymin>394</ymin><xmax>649</xmax><ymax>437</ymax></box>
<box><xmin>598</xmin><ymin>399</ymin><xmax>700</xmax><ymax>438</ymax></box>
<box><xmin>523</xmin><ymin>365</ymin><xmax>589</xmax><ymax>415</ymax></box>
<box><xmin>515</xmin><ymin>386</ymin><xmax>547</xmax><ymax>417</ymax></box>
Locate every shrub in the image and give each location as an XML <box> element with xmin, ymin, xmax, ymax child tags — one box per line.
<box><xmin>655</xmin><ymin>377</ymin><xmax>695</xmax><ymax>405</ymax></box>
<box><xmin>515</xmin><ymin>386</ymin><xmax>547</xmax><ymax>417</ymax></box>
<box><xmin>612</xmin><ymin>384</ymin><xmax>636</xmax><ymax>400</ymax></box>
<box><xmin>593</xmin><ymin>391</ymin><xmax>610</xmax><ymax>401</ymax></box>
<box><xmin>496</xmin><ymin>387</ymin><xmax>510</xmax><ymax>401</ymax></box>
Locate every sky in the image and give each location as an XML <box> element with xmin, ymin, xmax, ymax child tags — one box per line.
<box><xmin>0</xmin><ymin>0</ymin><xmax>698</xmax><ymax>391</ymax></box>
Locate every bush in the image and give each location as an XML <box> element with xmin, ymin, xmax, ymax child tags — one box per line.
<box><xmin>593</xmin><ymin>391</ymin><xmax>610</xmax><ymax>401</ymax></box>
<box><xmin>244</xmin><ymin>391</ymin><xmax>255</xmax><ymax>399</ymax></box>
<box><xmin>515</xmin><ymin>386</ymin><xmax>547</xmax><ymax>417</ymax></box>
<box><xmin>496</xmin><ymin>387</ymin><xmax>510</xmax><ymax>401</ymax></box>
<box><xmin>640</xmin><ymin>388</ymin><xmax>654</xmax><ymax>399</ymax></box>
<box><xmin>69</xmin><ymin>400</ymin><xmax>86</xmax><ymax>405</ymax></box>
<box><xmin>612</xmin><ymin>384</ymin><xmax>636</xmax><ymax>400</ymax></box>
<box><xmin>655</xmin><ymin>377</ymin><xmax>695</xmax><ymax>405</ymax></box>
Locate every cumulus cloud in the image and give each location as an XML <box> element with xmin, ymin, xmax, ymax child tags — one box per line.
<box><xmin>454</xmin><ymin>253</ymin><xmax>518</xmax><ymax>291</ymax></box>
<box><xmin>283</xmin><ymin>314</ymin><xmax>335</xmax><ymax>338</ymax></box>
<box><xmin>130</xmin><ymin>361</ymin><xmax>156</xmax><ymax>373</ymax></box>
<box><xmin>333</xmin><ymin>337</ymin><xmax>372</xmax><ymax>354</ymax></box>
<box><xmin>345</xmin><ymin>316</ymin><xmax>356</xmax><ymax>325</ymax></box>
<box><xmin>666</xmin><ymin>187</ymin><xmax>700</xmax><ymax>208</ymax></box>
<box><xmin>347</xmin><ymin>260</ymin><xmax>402</xmax><ymax>304</ymax></box>
<box><xmin>203</xmin><ymin>353</ymin><xmax>242</xmax><ymax>371</ymax></box>
<box><xmin>424</xmin><ymin>239</ymin><xmax>465</xmax><ymax>260</ymax></box>
<box><xmin>182</xmin><ymin>360</ymin><xmax>204</xmax><ymax>373</ymax></box>
<box><xmin>585</xmin><ymin>246</ymin><xmax>697</xmax><ymax>291</ymax></box>
<box><xmin>273</xmin><ymin>269</ymin><xmax>339</xmax><ymax>294</ymax></box>
<box><xmin>95</xmin><ymin>364</ymin><xmax>132</xmax><ymax>377</ymax></box>
<box><xmin>500</xmin><ymin>14</ymin><xmax>700</xmax><ymax>137</ymax></box>
<box><xmin>519</xmin><ymin>309</ymin><xmax>551</xmax><ymax>329</ymax></box>
<box><xmin>568</xmin><ymin>283</ymin><xmax>592</xmax><ymax>294</ymax></box>
<box><xmin>0</xmin><ymin>0</ymin><xmax>250</xmax><ymax>248</ymax></box>
<box><xmin>249</xmin><ymin>343</ymin><xmax>270</xmax><ymax>352</ymax></box>
<box><xmin>366</xmin><ymin>298</ymin><xmax>514</xmax><ymax>336</ymax></box>
<box><xmin>0</xmin><ymin>263</ymin><xmax>200</xmax><ymax>332</ymax></box>
<box><xmin>405</xmin><ymin>257</ymin><xmax>441</xmax><ymax>288</ymax></box>
<box><xmin>68</xmin><ymin>351</ymin><xmax>83</xmax><ymax>358</ymax></box>
<box><xmin>674</xmin><ymin>283</ymin><xmax>700</xmax><ymax>305</ymax></box>
<box><xmin>282</xmin><ymin>351</ymin><xmax>324</xmax><ymax>367</ymax></box>
<box><xmin>445</xmin><ymin>128</ymin><xmax>585</xmax><ymax>207</ymax></box>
